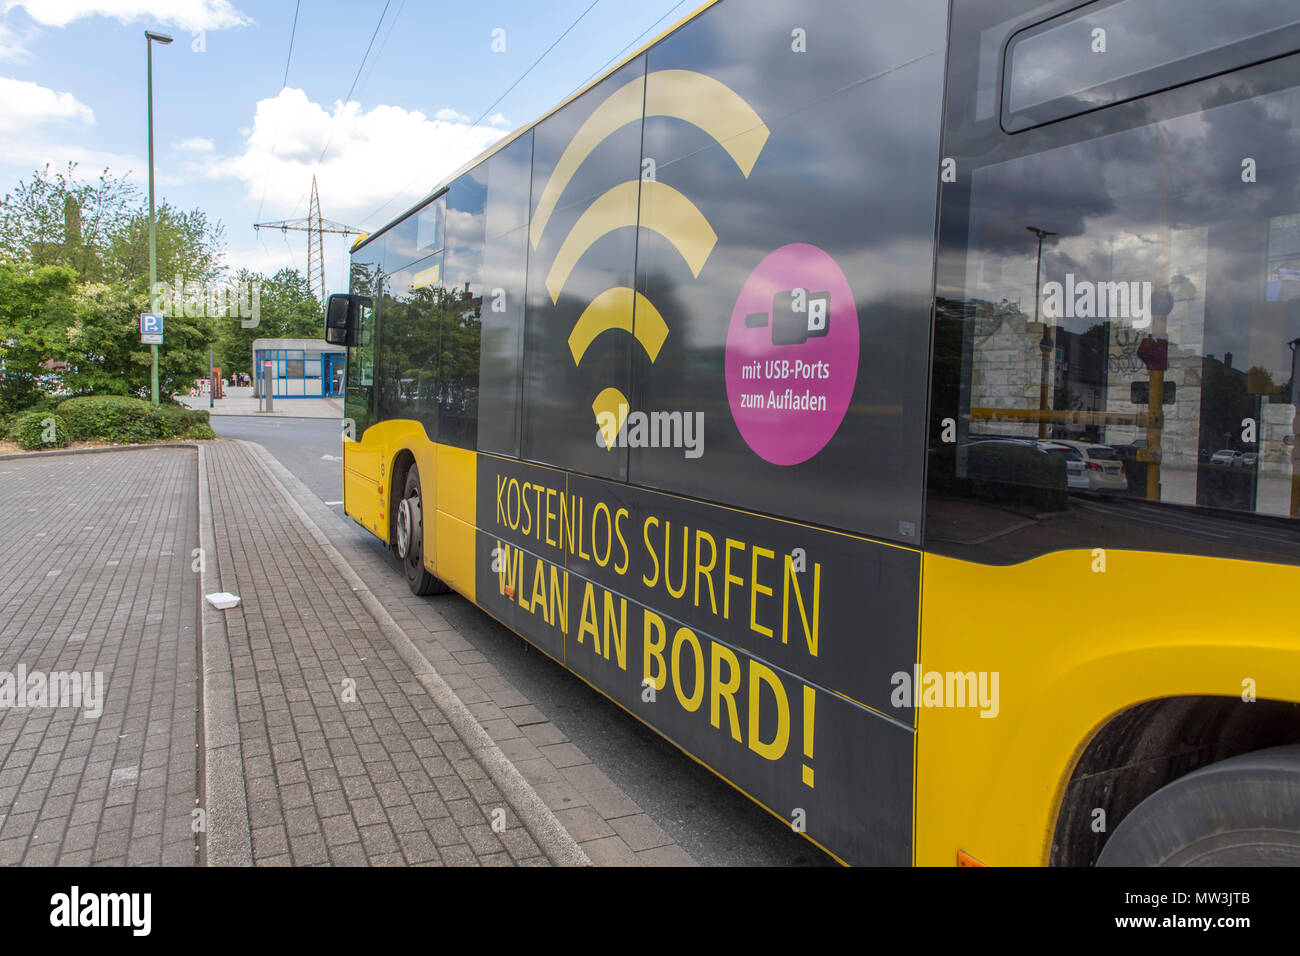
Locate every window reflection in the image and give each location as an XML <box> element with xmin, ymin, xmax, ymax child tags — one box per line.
<box><xmin>933</xmin><ymin>62</ymin><xmax>1300</xmax><ymax>562</ymax></box>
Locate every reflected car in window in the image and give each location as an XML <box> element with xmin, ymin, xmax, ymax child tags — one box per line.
<box><xmin>1042</xmin><ymin>440</ymin><xmax>1127</xmax><ymax>493</ymax></box>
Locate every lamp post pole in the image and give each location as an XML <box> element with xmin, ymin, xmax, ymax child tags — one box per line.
<box><xmin>145</xmin><ymin>30</ymin><xmax>173</xmax><ymax>406</ymax></box>
<box><xmin>1028</xmin><ymin>225</ymin><xmax>1058</xmax><ymax>440</ymax></box>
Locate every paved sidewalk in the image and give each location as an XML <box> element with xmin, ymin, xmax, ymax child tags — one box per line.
<box><xmin>203</xmin><ymin>441</ymin><xmax>585</xmax><ymax>865</ymax></box>
<box><xmin>240</xmin><ymin>440</ymin><xmax>696</xmax><ymax>867</ymax></box>
<box><xmin>0</xmin><ymin>447</ymin><xmax>199</xmax><ymax>866</ymax></box>
<box><xmin>0</xmin><ymin>440</ymin><xmax>695</xmax><ymax>867</ymax></box>
<box><xmin>179</xmin><ymin>387</ymin><xmax>342</xmax><ymax>419</ymax></box>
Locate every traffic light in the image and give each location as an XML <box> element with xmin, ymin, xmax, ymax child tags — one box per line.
<box><xmin>1136</xmin><ymin>336</ymin><xmax>1168</xmax><ymax>371</ymax></box>
<box><xmin>1130</xmin><ymin>380</ymin><xmax>1176</xmax><ymax>405</ymax></box>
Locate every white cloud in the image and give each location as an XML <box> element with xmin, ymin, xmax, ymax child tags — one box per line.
<box><xmin>175</xmin><ymin>136</ymin><xmax>213</xmax><ymax>152</ymax></box>
<box><xmin>0</xmin><ymin>19</ymin><xmax>30</xmax><ymax>59</ymax></box>
<box><xmin>2</xmin><ymin>0</ymin><xmax>251</xmax><ymax>32</ymax></box>
<box><xmin>0</xmin><ymin>75</ymin><xmax>147</xmax><ymax>176</ymax></box>
<box><xmin>0</xmin><ymin>75</ymin><xmax>94</xmax><ymax>134</ymax></box>
<box><xmin>209</xmin><ymin>87</ymin><xmax>509</xmax><ymax>231</ymax></box>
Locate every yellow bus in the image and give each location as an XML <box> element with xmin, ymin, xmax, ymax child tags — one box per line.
<box><xmin>325</xmin><ymin>0</ymin><xmax>1300</xmax><ymax>865</ymax></box>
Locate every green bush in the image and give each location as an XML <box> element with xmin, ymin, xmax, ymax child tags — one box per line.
<box><xmin>11</xmin><ymin>412</ymin><xmax>70</xmax><ymax>450</ymax></box>
<box><xmin>57</xmin><ymin>396</ymin><xmax>162</xmax><ymax>443</ymax></box>
<box><xmin>53</xmin><ymin>395</ymin><xmax>211</xmax><ymax>443</ymax></box>
<box><xmin>154</xmin><ymin>404</ymin><xmax>210</xmax><ymax>437</ymax></box>
<box><xmin>187</xmin><ymin>423</ymin><xmax>216</xmax><ymax>440</ymax></box>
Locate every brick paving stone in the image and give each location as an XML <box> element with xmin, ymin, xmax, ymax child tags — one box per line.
<box><xmin>609</xmin><ymin>813</ymin><xmax>673</xmax><ymax>852</ymax></box>
<box><xmin>635</xmin><ymin>844</ymin><xmax>699</xmax><ymax>867</ymax></box>
<box><xmin>552</xmin><ymin>806</ymin><xmax>617</xmax><ymax>843</ymax></box>
<box><xmin>201</xmin><ymin>440</ymin><xmax>696</xmax><ymax>867</ymax></box>
<box><xmin>0</xmin><ymin>448</ymin><xmax>199</xmax><ymax>866</ymax></box>
<box><xmin>580</xmin><ymin>836</ymin><xmax>642</xmax><ymax>867</ymax></box>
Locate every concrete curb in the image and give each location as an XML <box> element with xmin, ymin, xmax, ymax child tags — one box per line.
<box><xmin>240</xmin><ymin>440</ymin><xmax>591</xmax><ymax>867</ymax></box>
<box><xmin>204</xmin><ymin>413</ymin><xmax>344</xmax><ymax>420</ymax></box>
<box><xmin>0</xmin><ymin>441</ymin><xmax>201</xmax><ymax>461</ymax></box>
<box><xmin>196</xmin><ymin>444</ymin><xmax>254</xmax><ymax>866</ymax></box>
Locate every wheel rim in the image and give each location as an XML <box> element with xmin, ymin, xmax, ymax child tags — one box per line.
<box><xmin>397</xmin><ymin>488</ymin><xmax>422</xmax><ymax>567</ymax></box>
<box><xmin>396</xmin><ymin>498</ymin><xmax>412</xmax><ymax>558</ymax></box>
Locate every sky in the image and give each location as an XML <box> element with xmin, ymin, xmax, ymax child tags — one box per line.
<box><xmin>0</xmin><ymin>0</ymin><xmax>699</xmax><ymax>292</ymax></box>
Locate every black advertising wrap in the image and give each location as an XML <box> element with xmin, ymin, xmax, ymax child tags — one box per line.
<box><xmin>476</xmin><ymin>455</ymin><xmax>915</xmax><ymax>866</ymax></box>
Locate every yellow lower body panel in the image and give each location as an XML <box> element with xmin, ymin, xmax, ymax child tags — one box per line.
<box><xmin>342</xmin><ymin>437</ymin><xmax>386</xmax><ymax>541</ymax></box>
<box><xmin>344</xmin><ymin>422</ymin><xmax>477</xmax><ymax>603</ymax></box>
<box><xmin>914</xmin><ymin>548</ymin><xmax>1300</xmax><ymax>866</ymax></box>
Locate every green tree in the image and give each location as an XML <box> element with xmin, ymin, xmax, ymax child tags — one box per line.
<box><xmin>214</xmin><ymin>267</ymin><xmax>323</xmax><ymax>375</ymax></box>
<box><xmin>62</xmin><ymin>282</ymin><xmax>215</xmax><ymax>399</ymax></box>
<box><xmin>0</xmin><ymin>264</ymin><xmax>78</xmax><ymax>413</ymax></box>
<box><xmin>0</xmin><ymin>163</ymin><xmax>137</xmax><ymax>281</ymax></box>
<box><xmin>104</xmin><ymin>202</ymin><xmax>225</xmax><ymax>295</ymax></box>
<box><xmin>0</xmin><ymin>164</ymin><xmax>228</xmax><ymax>409</ymax></box>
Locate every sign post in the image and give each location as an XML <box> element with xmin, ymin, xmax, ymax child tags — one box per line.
<box><xmin>262</xmin><ymin>359</ymin><xmax>274</xmax><ymax>413</ymax></box>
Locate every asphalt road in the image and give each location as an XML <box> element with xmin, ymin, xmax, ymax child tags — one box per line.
<box><xmin>212</xmin><ymin>415</ymin><xmax>834</xmax><ymax>866</ymax></box>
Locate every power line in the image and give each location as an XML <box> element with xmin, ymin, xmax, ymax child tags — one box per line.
<box><xmin>283</xmin><ymin>0</ymin><xmax>301</xmax><ymax>89</ymax></box>
<box><xmin>566</xmin><ymin>0</ymin><xmax>689</xmax><ymax>100</ymax></box>
<box><xmin>359</xmin><ymin>0</ymin><xmax>603</xmax><ymax>228</ymax></box>
<box><xmin>277</xmin><ymin>0</ymin><xmax>394</xmax><ymax>228</ymax></box>
<box><xmin>466</xmin><ymin>0</ymin><xmax>602</xmax><ymax>134</ymax></box>
<box><xmin>254</xmin><ymin>0</ymin><xmax>303</xmax><ymax>230</ymax></box>
<box><xmin>353</xmin><ymin>0</ymin><xmax>406</xmax><ymax>103</ymax></box>
<box><xmin>314</xmin><ymin>0</ymin><xmax>393</xmax><ymax>170</ymax></box>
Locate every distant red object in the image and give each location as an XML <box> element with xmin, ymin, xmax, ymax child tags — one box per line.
<box><xmin>1136</xmin><ymin>336</ymin><xmax>1168</xmax><ymax>371</ymax></box>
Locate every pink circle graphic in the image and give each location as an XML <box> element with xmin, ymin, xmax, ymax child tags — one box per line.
<box><xmin>725</xmin><ymin>243</ymin><xmax>859</xmax><ymax>465</ymax></box>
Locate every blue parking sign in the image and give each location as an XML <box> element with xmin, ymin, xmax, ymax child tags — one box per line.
<box><xmin>140</xmin><ymin>312</ymin><xmax>164</xmax><ymax>345</ymax></box>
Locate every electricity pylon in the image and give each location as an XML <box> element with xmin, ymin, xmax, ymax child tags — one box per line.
<box><xmin>254</xmin><ymin>175</ymin><xmax>360</xmax><ymax>305</ymax></box>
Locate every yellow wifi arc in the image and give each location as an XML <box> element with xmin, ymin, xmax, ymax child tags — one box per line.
<box><xmin>545</xmin><ymin>180</ymin><xmax>716</xmax><ymax>304</ymax></box>
<box><xmin>530</xmin><ymin>69</ymin><xmax>770</xmax><ymax>252</ymax></box>
<box><xmin>530</xmin><ymin>69</ymin><xmax>769</xmax><ymax>450</ymax></box>
<box><xmin>568</xmin><ymin>287</ymin><xmax>668</xmax><ymax>365</ymax></box>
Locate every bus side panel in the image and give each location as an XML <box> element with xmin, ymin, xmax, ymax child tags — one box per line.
<box><xmin>914</xmin><ymin>549</ymin><xmax>1300</xmax><ymax>866</ymax></box>
<box><xmin>343</xmin><ymin>436</ymin><xmax>386</xmax><ymax>541</ymax></box>
<box><xmin>433</xmin><ymin>443</ymin><xmax>477</xmax><ymax>601</ymax></box>
<box><xmin>476</xmin><ymin>452</ymin><xmax>916</xmax><ymax>866</ymax></box>
<box><xmin>344</xmin><ymin>420</ymin><xmax>435</xmax><ymax>545</ymax></box>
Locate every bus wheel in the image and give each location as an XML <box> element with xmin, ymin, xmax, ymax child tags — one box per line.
<box><xmin>1096</xmin><ymin>744</ymin><xmax>1300</xmax><ymax>865</ymax></box>
<box><xmin>395</xmin><ymin>464</ymin><xmax>449</xmax><ymax>596</ymax></box>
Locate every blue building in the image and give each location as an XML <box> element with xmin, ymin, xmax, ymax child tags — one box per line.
<box><xmin>251</xmin><ymin>338</ymin><xmax>346</xmax><ymax>398</ymax></box>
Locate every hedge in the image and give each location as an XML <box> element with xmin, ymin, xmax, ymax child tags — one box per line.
<box><xmin>10</xmin><ymin>412</ymin><xmax>71</xmax><ymax>450</ymax></box>
<box><xmin>52</xmin><ymin>396</ymin><xmax>212</xmax><ymax>444</ymax></box>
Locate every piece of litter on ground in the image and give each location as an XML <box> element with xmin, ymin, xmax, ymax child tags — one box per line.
<box><xmin>205</xmin><ymin>592</ymin><xmax>241</xmax><ymax>609</ymax></box>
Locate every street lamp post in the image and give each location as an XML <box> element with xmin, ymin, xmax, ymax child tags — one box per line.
<box><xmin>145</xmin><ymin>29</ymin><xmax>173</xmax><ymax>407</ymax></box>
<box><xmin>1028</xmin><ymin>225</ymin><xmax>1058</xmax><ymax>440</ymax></box>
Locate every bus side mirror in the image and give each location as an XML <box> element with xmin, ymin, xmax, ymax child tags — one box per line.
<box><xmin>325</xmin><ymin>294</ymin><xmax>369</xmax><ymax>347</ymax></box>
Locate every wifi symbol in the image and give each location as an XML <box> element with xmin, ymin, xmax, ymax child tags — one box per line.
<box><xmin>531</xmin><ymin>69</ymin><xmax>769</xmax><ymax>447</ymax></box>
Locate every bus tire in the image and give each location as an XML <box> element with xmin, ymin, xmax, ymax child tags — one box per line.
<box><xmin>396</xmin><ymin>464</ymin><xmax>450</xmax><ymax>596</ymax></box>
<box><xmin>1096</xmin><ymin>744</ymin><xmax>1300</xmax><ymax>866</ymax></box>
